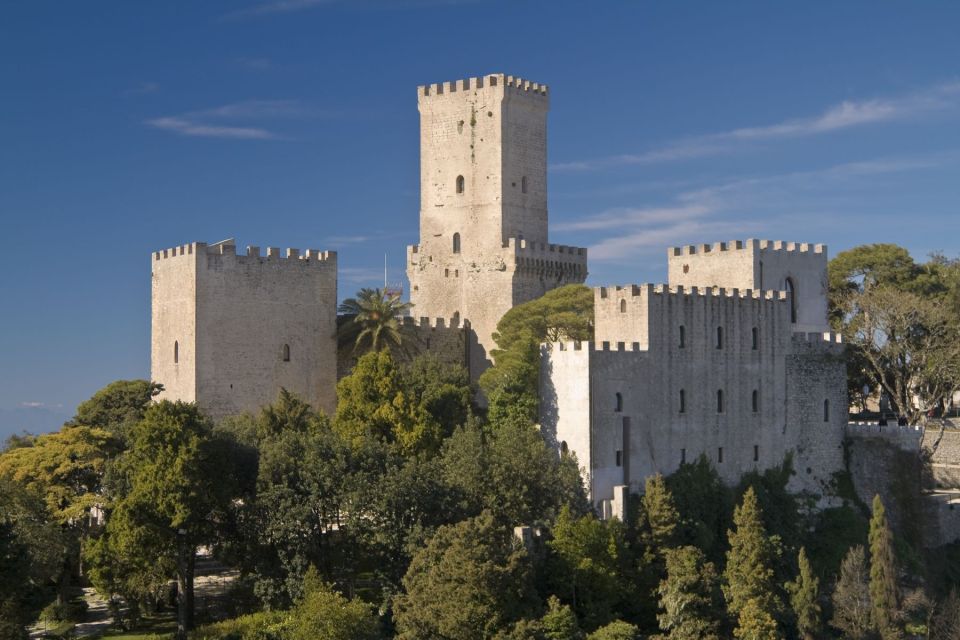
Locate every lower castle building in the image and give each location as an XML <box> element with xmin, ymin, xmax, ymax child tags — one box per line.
<box><xmin>539</xmin><ymin>240</ymin><xmax>847</xmax><ymax>515</ymax></box>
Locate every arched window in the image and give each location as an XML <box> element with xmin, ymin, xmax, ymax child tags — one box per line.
<box><xmin>174</xmin><ymin>340</ymin><xmax>179</xmax><ymax>364</ymax></box>
<box><xmin>456</xmin><ymin>175</ymin><xmax>465</xmax><ymax>194</ymax></box>
<box><xmin>453</xmin><ymin>232</ymin><xmax>461</xmax><ymax>254</ymax></box>
<box><xmin>752</xmin><ymin>389</ymin><xmax>759</xmax><ymax>413</ymax></box>
<box><xmin>679</xmin><ymin>389</ymin><xmax>686</xmax><ymax>413</ymax></box>
<box><xmin>521</xmin><ymin>176</ymin><xmax>528</xmax><ymax>193</ymax></box>
<box><xmin>785</xmin><ymin>278</ymin><xmax>797</xmax><ymax>324</ymax></box>
<box><xmin>752</xmin><ymin>327</ymin><xmax>759</xmax><ymax>350</ymax></box>
<box><xmin>717</xmin><ymin>389</ymin><xmax>724</xmax><ymax>413</ymax></box>
<box><xmin>620</xmin><ymin>299</ymin><xmax>626</xmax><ymax>313</ymax></box>
<box><xmin>823</xmin><ymin>399</ymin><xmax>830</xmax><ymax>422</ymax></box>
<box><xmin>679</xmin><ymin>325</ymin><xmax>686</xmax><ymax>348</ymax></box>
<box><xmin>615</xmin><ymin>392</ymin><xmax>623</xmax><ymax>412</ymax></box>
<box><xmin>716</xmin><ymin>326</ymin><xmax>724</xmax><ymax>349</ymax></box>
<box><xmin>282</xmin><ymin>344</ymin><xmax>290</xmax><ymax>362</ymax></box>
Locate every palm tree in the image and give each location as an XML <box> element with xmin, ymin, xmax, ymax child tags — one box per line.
<box><xmin>337</xmin><ymin>287</ymin><xmax>417</xmax><ymax>358</ymax></box>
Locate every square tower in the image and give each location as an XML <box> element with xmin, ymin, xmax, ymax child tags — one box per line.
<box><xmin>407</xmin><ymin>74</ymin><xmax>587</xmax><ymax>377</ymax></box>
<box><xmin>151</xmin><ymin>240</ymin><xmax>338</xmax><ymax>420</ymax></box>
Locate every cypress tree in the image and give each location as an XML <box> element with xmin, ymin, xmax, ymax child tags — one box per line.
<box><xmin>734</xmin><ymin>598</ymin><xmax>779</xmax><ymax>640</ymax></box>
<box><xmin>657</xmin><ymin>545</ymin><xmax>722</xmax><ymax>640</ymax></box>
<box><xmin>830</xmin><ymin>545</ymin><xmax>872</xmax><ymax>640</ymax></box>
<box><xmin>787</xmin><ymin>547</ymin><xmax>822</xmax><ymax>639</ymax></box>
<box><xmin>869</xmin><ymin>494</ymin><xmax>900</xmax><ymax>638</ymax></box>
<box><xmin>723</xmin><ymin>488</ymin><xmax>783</xmax><ymax>628</ymax></box>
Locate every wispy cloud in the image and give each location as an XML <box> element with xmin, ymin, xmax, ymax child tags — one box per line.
<box><xmin>325</xmin><ymin>235</ymin><xmax>371</xmax><ymax>246</ymax></box>
<box><xmin>19</xmin><ymin>402</ymin><xmax>45</xmax><ymax>409</ymax></box>
<box><xmin>562</xmin><ymin>153</ymin><xmax>950</xmax><ymax>262</ymax></box>
<box><xmin>553</xmin><ymin>80</ymin><xmax>960</xmax><ymax>172</ymax></box>
<box><xmin>145</xmin><ymin>99</ymin><xmax>319</xmax><ymax>140</ymax></box>
<box><xmin>340</xmin><ymin>267</ymin><xmax>386</xmax><ymax>283</ymax></box>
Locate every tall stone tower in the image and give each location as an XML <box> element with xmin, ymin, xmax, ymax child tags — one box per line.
<box><xmin>407</xmin><ymin>73</ymin><xmax>587</xmax><ymax>376</ymax></box>
<box><xmin>151</xmin><ymin>240</ymin><xmax>338</xmax><ymax>420</ymax></box>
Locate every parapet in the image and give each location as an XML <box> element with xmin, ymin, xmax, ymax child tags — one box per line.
<box><xmin>596</xmin><ymin>283</ymin><xmax>787</xmax><ymax>301</ymax></box>
<box><xmin>419</xmin><ymin>73</ymin><xmax>549</xmax><ymax>99</ymax></box>
<box><xmin>668</xmin><ymin>238</ymin><xmax>827</xmax><ymax>257</ymax></box>
<box><xmin>550</xmin><ymin>340</ymin><xmax>646</xmax><ymax>353</ymax></box>
<box><xmin>400</xmin><ymin>315</ymin><xmax>465</xmax><ymax>330</ymax></box>
<box><xmin>153</xmin><ymin>241</ymin><xmax>335</xmax><ymax>266</ymax></box>
<box><xmin>505</xmin><ymin>237</ymin><xmax>587</xmax><ymax>258</ymax></box>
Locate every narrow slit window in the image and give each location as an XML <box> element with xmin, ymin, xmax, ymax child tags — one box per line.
<box><xmin>754</xmin><ymin>445</ymin><xmax>759</xmax><ymax>462</ymax></box>
<box><xmin>174</xmin><ymin>340</ymin><xmax>179</xmax><ymax>364</ymax></box>
<box><xmin>615</xmin><ymin>450</ymin><xmax>623</xmax><ymax>467</ymax></box>
<box><xmin>452</xmin><ymin>232</ymin><xmax>461</xmax><ymax>254</ymax></box>
<box><xmin>716</xmin><ymin>326</ymin><xmax>724</xmax><ymax>349</ymax></box>
<box><xmin>718</xmin><ymin>447</ymin><xmax>724</xmax><ymax>463</ymax></box>
<box><xmin>456</xmin><ymin>175</ymin><xmax>465</xmax><ymax>194</ymax></box>
<box><xmin>521</xmin><ymin>176</ymin><xmax>528</xmax><ymax>193</ymax></box>
<box><xmin>282</xmin><ymin>344</ymin><xmax>290</xmax><ymax>362</ymax></box>
<box><xmin>717</xmin><ymin>389</ymin><xmax>724</xmax><ymax>413</ymax></box>
<box><xmin>824</xmin><ymin>399</ymin><xmax>830</xmax><ymax>422</ymax></box>
<box><xmin>752</xmin><ymin>327</ymin><xmax>759</xmax><ymax>350</ymax></box>
<box><xmin>752</xmin><ymin>390</ymin><xmax>759</xmax><ymax>413</ymax></box>
<box><xmin>679</xmin><ymin>325</ymin><xmax>685</xmax><ymax>348</ymax></box>
<box><xmin>615</xmin><ymin>392</ymin><xmax>623</xmax><ymax>412</ymax></box>
<box><xmin>620</xmin><ymin>299</ymin><xmax>627</xmax><ymax>313</ymax></box>
<box><xmin>786</xmin><ymin>278</ymin><xmax>797</xmax><ymax>324</ymax></box>
<box><xmin>680</xmin><ymin>448</ymin><xmax>686</xmax><ymax>464</ymax></box>
<box><xmin>679</xmin><ymin>389</ymin><xmax>686</xmax><ymax>413</ymax></box>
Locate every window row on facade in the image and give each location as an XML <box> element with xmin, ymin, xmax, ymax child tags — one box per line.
<box><xmin>614</xmin><ymin>390</ymin><xmax>831</xmax><ymax>420</ymax></box>
<box><xmin>172</xmin><ymin>341</ymin><xmax>292</xmax><ymax>363</ymax></box>
<box><xmin>454</xmin><ymin>175</ymin><xmax>528</xmax><ymax>194</ymax></box>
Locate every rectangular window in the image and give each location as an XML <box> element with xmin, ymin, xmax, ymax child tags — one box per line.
<box><xmin>681</xmin><ymin>448</ymin><xmax>686</xmax><ymax>464</ymax></box>
<box><xmin>754</xmin><ymin>445</ymin><xmax>759</xmax><ymax>462</ymax></box>
<box><xmin>718</xmin><ymin>447</ymin><xmax>724</xmax><ymax>463</ymax></box>
<box><xmin>615</xmin><ymin>450</ymin><xmax>623</xmax><ymax>467</ymax></box>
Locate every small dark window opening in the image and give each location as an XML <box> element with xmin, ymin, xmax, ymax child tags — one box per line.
<box><xmin>620</xmin><ymin>299</ymin><xmax>626</xmax><ymax>313</ymax></box>
<box><xmin>615</xmin><ymin>450</ymin><xmax>623</xmax><ymax>467</ymax></box>
<box><xmin>752</xmin><ymin>390</ymin><xmax>759</xmax><ymax>413</ymax></box>
<box><xmin>679</xmin><ymin>325</ymin><xmax>686</xmax><ymax>348</ymax></box>
<box><xmin>681</xmin><ymin>448</ymin><xmax>687</xmax><ymax>464</ymax></box>
<box><xmin>174</xmin><ymin>340</ymin><xmax>179</xmax><ymax>364</ymax></box>
<box><xmin>679</xmin><ymin>389</ymin><xmax>686</xmax><ymax>413</ymax></box>
<box><xmin>615</xmin><ymin>392</ymin><xmax>623</xmax><ymax>412</ymax></box>
<box><xmin>752</xmin><ymin>327</ymin><xmax>759</xmax><ymax>350</ymax></box>
<box><xmin>716</xmin><ymin>326</ymin><xmax>723</xmax><ymax>349</ymax></box>
<box><xmin>753</xmin><ymin>445</ymin><xmax>759</xmax><ymax>462</ymax></box>
<box><xmin>282</xmin><ymin>344</ymin><xmax>290</xmax><ymax>362</ymax></box>
<box><xmin>717</xmin><ymin>389</ymin><xmax>724</xmax><ymax>413</ymax></box>
<box><xmin>824</xmin><ymin>399</ymin><xmax>830</xmax><ymax>422</ymax></box>
<box><xmin>456</xmin><ymin>175</ymin><xmax>465</xmax><ymax>194</ymax></box>
<box><xmin>452</xmin><ymin>232</ymin><xmax>461</xmax><ymax>254</ymax></box>
<box><xmin>718</xmin><ymin>447</ymin><xmax>724</xmax><ymax>463</ymax></box>
<box><xmin>786</xmin><ymin>277</ymin><xmax>797</xmax><ymax>324</ymax></box>
<box><xmin>521</xmin><ymin>176</ymin><xmax>528</xmax><ymax>193</ymax></box>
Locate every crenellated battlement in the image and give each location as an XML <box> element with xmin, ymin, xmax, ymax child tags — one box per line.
<box><xmin>596</xmin><ymin>283</ymin><xmax>788</xmax><ymax>301</ymax></box>
<box><xmin>550</xmin><ymin>340</ymin><xmax>648</xmax><ymax>353</ymax></box>
<box><xmin>400</xmin><ymin>315</ymin><xmax>466</xmax><ymax>330</ymax></box>
<box><xmin>504</xmin><ymin>237</ymin><xmax>587</xmax><ymax>258</ymax></box>
<box><xmin>669</xmin><ymin>238</ymin><xmax>826</xmax><ymax>257</ymax></box>
<box><xmin>153</xmin><ymin>241</ymin><xmax>335</xmax><ymax>265</ymax></box>
<box><xmin>419</xmin><ymin>73</ymin><xmax>549</xmax><ymax>99</ymax></box>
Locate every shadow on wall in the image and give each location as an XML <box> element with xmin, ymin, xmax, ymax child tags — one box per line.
<box><xmin>539</xmin><ymin>352</ymin><xmax>559</xmax><ymax>451</ymax></box>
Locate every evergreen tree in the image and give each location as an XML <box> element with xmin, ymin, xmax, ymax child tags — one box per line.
<box><xmin>831</xmin><ymin>545</ymin><xmax>873</xmax><ymax>640</ymax></box>
<box><xmin>787</xmin><ymin>547</ymin><xmax>822</xmax><ymax>640</ymax></box>
<box><xmin>541</xmin><ymin>595</ymin><xmax>583</xmax><ymax>640</ymax></box>
<box><xmin>640</xmin><ymin>473</ymin><xmax>680</xmax><ymax>550</ymax></box>
<box><xmin>585</xmin><ymin>620</ymin><xmax>640</xmax><ymax>640</ymax></box>
<box><xmin>869</xmin><ymin>494</ymin><xmax>900</xmax><ymax>639</ymax></box>
<box><xmin>723</xmin><ymin>488</ymin><xmax>783</xmax><ymax>630</ymax></box>
<box><xmin>734</xmin><ymin>598</ymin><xmax>779</xmax><ymax>640</ymax></box>
<box><xmin>657</xmin><ymin>545</ymin><xmax>722</xmax><ymax>640</ymax></box>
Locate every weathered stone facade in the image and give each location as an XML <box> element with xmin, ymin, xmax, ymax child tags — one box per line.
<box><xmin>407</xmin><ymin>74</ymin><xmax>587</xmax><ymax>379</ymax></box>
<box><xmin>540</xmin><ymin>243</ymin><xmax>847</xmax><ymax>515</ymax></box>
<box><xmin>151</xmin><ymin>241</ymin><xmax>337</xmax><ymax>420</ymax></box>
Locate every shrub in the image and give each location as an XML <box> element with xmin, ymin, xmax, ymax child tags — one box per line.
<box><xmin>191</xmin><ymin>610</ymin><xmax>289</xmax><ymax>640</ymax></box>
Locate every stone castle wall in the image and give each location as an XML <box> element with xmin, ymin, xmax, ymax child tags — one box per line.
<box><xmin>926</xmin><ymin>428</ymin><xmax>960</xmax><ymax>489</ymax></box>
<box><xmin>152</xmin><ymin>241</ymin><xmax>337</xmax><ymax>420</ymax></box>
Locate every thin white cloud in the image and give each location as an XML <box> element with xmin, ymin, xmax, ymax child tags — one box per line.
<box><xmin>340</xmin><ymin>267</ymin><xmax>386</xmax><ymax>283</ymax></box>
<box><xmin>553</xmin><ymin>80</ymin><xmax>960</xmax><ymax>172</ymax></box>
<box><xmin>325</xmin><ymin>235</ymin><xmax>371</xmax><ymax>245</ymax></box>
<box><xmin>19</xmin><ymin>402</ymin><xmax>45</xmax><ymax>409</ymax></box>
<box><xmin>192</xmin><ymin>99</ymin><xmax>312</xmax><ymax>119</ymax></box>
<box><xmin>146</xmin><ymin>117</ymin><xmax>277</xmax><ymax>140</ymax></box>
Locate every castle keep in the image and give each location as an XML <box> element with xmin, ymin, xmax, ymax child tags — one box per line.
<box><xmin>539</xmin><ymin>241</ymin><xmax>846</xmax><ymax>515</ymax></box>
<box><xmin>150</xmin><ymin>74</ymin><xmax>847</xmax><ymax>513</ymax></box>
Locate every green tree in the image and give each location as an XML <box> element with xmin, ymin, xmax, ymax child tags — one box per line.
<box><xmin>104</xmin><ymin>401</ymin><xmax>239</xmax><ymax>639</ymax></box>
<box><xmin>585</xmin><ymin>620</ymin><xmax>640</xmax><ymax>640</ymax></box>
<box><xmin>635</xmin><ymin>473</ymin><xmax>682</xmax><ymax>627</ymax></box>
<box><xmin>665</xmin><ymin>455</ymin><xmax>732</xmax><ymax>563</ymax></box>
<box><xmin>547</xmin><ymin>506</ymin><xmax>633</xmax><ymax>630</ymax></box>
<box><xmin>723</xmin><ymin>488</ymin><xmax>783</xmax><ymax>631</ymax></box>
<box><xmin>733</xmin><ymin>598</ymin><xmax>780</xmax><ymax>640</ymax></box>
<box><xmin>401</xmin><ymin>353</ymin><xmax>473</xmax><ymax>439</ymax></box>
<box><xmin>287</xmin><ymin>567</ymin><xmax>381</xmax><ymax>640</ymax></box>
<box><xmin>338</xmin><ymin>287</ymin><xmax>415</xmax><ymax>358</ymax></box>
<box><xmin>657</xmin><ymin>545</ymin><xmax>722</xmax><ymax>640</ymax></box>
<box><xmin>869</xmin><ymin>495</ymin><xmax>900</xmax><ymax>638</ymax></box>
<box><xmin>70</xmin><ymin>379</ymin><xmax>163</xmax><ymax>442</ymax></box>
<box><xmin>831</xmin><ymin>545</ymin><xmax>873</xmax><ymax>640</ymax></box>
<box><xmin>480</xmin><ymin>284</ymin><xmax>593</xmax><ymax>424</ymax></box>
<box><xmin>787</xmin><ymin>547</ymin><xmax>822</xmax><ymax>640</ymax></box>
<box><xmin>541</xmin><ymin>595</ymin><xmax>583</xmax><ymax>640</ymax></box>
<box><xmin>393</xmin><ymin>511</ymin><xmax>537</xmax><ymax>640</ymax></box>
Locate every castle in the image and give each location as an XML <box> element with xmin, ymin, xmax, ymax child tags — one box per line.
<box><xmin>151</xmin><ymin>73</ymin><xmax>847</xmax><ymax>513</ymax></box>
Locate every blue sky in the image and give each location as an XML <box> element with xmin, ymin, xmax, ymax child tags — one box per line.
<box><xmin>2</xmin><ymin>1</ymin><xmax>959</xmax><ymax>436</ymax></box>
